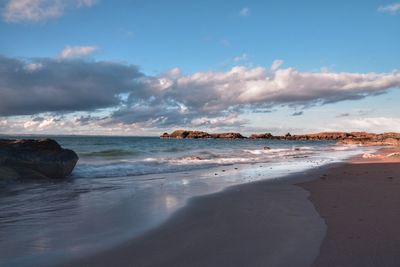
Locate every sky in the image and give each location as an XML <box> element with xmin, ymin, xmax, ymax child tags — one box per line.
<box><xmin>0</xmin><ymin>0</ymin><xmax>399</xmax><ymax>136</ymax></box>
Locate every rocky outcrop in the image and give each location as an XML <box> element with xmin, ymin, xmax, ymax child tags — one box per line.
<box><xmin>337</xmin><ymin>133</ymin><xmax>400</xmax><ymax>146</ymax></box>
<box><xmin>250</xmin><ymin>131</ymin><xmax>400</xmax><ymax>146</ymax></box>
<box><xmin>0</xmin><ymin>139</ymin><xmax>79</xmax><ymax>180</ymax></box>
<box><xmin>210</xmin><ymin>132</ymin><xmax>246</xmax><ymax>139</ymax></box>
<box><xmin>161</xmin><ymin>130</ymin><xmax>400</xmax><ymax>146</ymax></box>
<box><xmin>249</xmin><ymin>133</ymin><xmax>273</xmax><ymax>139</ymax></box>
<box><xmin>160</xmin><ymin>130</ymin><xmax>246</xmax><ymax>139</ymax></box>
<box><xmin>250</xmin><ymin>132</ymin><xmax>354</xmax><ymax>140</ymax></box>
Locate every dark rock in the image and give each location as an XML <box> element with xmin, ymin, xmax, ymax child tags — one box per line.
<box><xmin>160</xmin><ymin>130</ymin><xmax>246</xmax><ymax>139</ymax></box>
<box><xmin>0</xmin><ymin>139</ymin><xmax>79</xmax><ymax>180</ymax></box>
<box><xmin>210</xmin><ymin>132</ymin><xmax>246</xmax><ymax>139</ymax></box>
<box><xmin>248</xmin><ymin>131</ymin><xmax>400</xmax><ymax>146</ymax></box>
<box><xmin>249</xmin><ymin>133</ymin><xmax>273</xmax><ymax>139</ymax></box>
<box><xmin>160</xmin><ymin>130</ymin><xmax>400</xmax><ymax>146</ymax></box>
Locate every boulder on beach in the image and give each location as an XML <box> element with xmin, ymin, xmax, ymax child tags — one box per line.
<box><xmin>0</xmin><ymin>139</ymin><xmax>79</xmax><ymax>180</ymax></box>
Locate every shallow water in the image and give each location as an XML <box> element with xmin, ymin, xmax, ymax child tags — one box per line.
<box><xmin>0</xmin><ymin>136</ymin><xmax>375</xmax><ymax>266</ymax></box>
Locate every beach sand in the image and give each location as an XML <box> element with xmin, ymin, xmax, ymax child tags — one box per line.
<box><xmin>302</xmin><ymin>147</ymin><xmax>400</xmax><ymax>267</ymax></box>
<box><xmin>56</xmin><ymin>147</ymin><xmax>400</xmax><ymax>267</ymax></box>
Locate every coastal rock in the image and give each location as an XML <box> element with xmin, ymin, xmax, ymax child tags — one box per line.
<box><xmin>248</xmin><ymin>131</ymin><xmax>395</xmax><ymax>142</ymax></box>
<box><xmin>250</xmin><ymin>133</ymin><xmax>273</xmax><ymax>139</ymax></box>
<box><xmin>160</xmin><ymin>130</ymin><xmax>246</xmax><ymax>139</ymax></box>
<box><xmin>337</xmin><ymin>132</ymin><xmax>400</xmax><ymax>146</ymax></box>
<box><xmin>250</xmin><ymin>132</ymin><xmax>354</xmax><ymax>140</ymax></box>
<box><xmin>0</xmin><ymin>139</ymin><xmax>79</xmax><ymax>180</ymax></box>
<box><xmin>160</xmin><ymin>130</ymin><xmax>400</xmax><ymax>146</ymax></box>
<box><xmin>210</xmin><ymin>132</ymin><xmax>246</xmax><ymax>139</ymax></box>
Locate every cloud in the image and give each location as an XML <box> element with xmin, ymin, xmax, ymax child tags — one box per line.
<box><xmin>2</xmin><ymin>0</ymin><xmax>97</xmax><ymax>23</ymax></box>
<box><xmin>271</xmin><ymin>59</ymin><xmax>284</xmax><ymax>71</ymax></box>
<box><xmin>329</xmin><ymin>117</ymin><xmax>400</xmax><ymax>133</ymax></box>
<box><xmin>1</xmin><ymin>55</ymin><xmax>400</xmax><ymax>130</ymax></box>
<box><xmin>239</xmin><ymin>7</ymin><xmax>250</xmax><ymax>17</ymax></box>
<box><xmin>336</xmin><ymin>112</ymin><xmax>350</xmax><ymax>118</ymax></box>
<box><xmin>0</xmin><ymin>55</ymin><xmax>144</xmax><ymax>116</ymax></box>
<box><xmin>292</xmin><ymin>111</ymin><xmax>303</xmax><ymax>116</ymax></box>
<box><xmin>58</xmin><ymin>45</ymin><xmax>98</xmax><ymax>59</ymax></box>
<box><xmin>233</xmin><ymin>53</ymin><xmax>249</xmax><ymax>62</ymax></box>
<box><xmin>378</xmin><ymin>3</ymin><xmax>400</xmax><ymax>14</ymax></box>
<box><xmin>190</xmin><ymin>113</ymin><xmax>248</xmax><ymax>127</ymax></box>
<box><xmin>336</xmin><ymin>109</ymin><xmax>373</xmax><ymax>118</ymax></box>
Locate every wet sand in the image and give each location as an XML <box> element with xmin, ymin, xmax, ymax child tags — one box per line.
<box><xmin>301</xmin><ymin>147</ymin><xmax>400</xmax><ymax>267</ymax></box>
<box><xmin>56</xmin><ymin>147</ymin><xmax>400</xmax><ymax>267</ymax></box>
<box><xmin>56</xmin><ymin>168</ymin><xmax>329</xmax><ymax>267</ymax></box>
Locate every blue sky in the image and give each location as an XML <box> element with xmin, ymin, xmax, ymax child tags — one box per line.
<box><xmin>0</xmin><ymin>0</ymin><xmax>399</xmax><ymax>135</ymax></box>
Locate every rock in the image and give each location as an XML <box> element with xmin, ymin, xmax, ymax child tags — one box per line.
<box><xmin>387</xmin><ymin>153</ymin><xmax>400</xmax><ymax>158</ymax></box>
<box><xmin>337</xmin><ymin>133</ymin><xmax>400</xmax><ymax>146</ymax></box>
<box><xmin>210</xmin><ymin>132</ymin><xmax>246</xmax><ymax>139</ymax></box>
<box><xmin>248</xmin><ymin>131</ymin><xmax>400</xmax><ymax>145</ymax></box>
<box><xmin>0</xmin><ymin>139</ymin><xmax>79</xmax><ymax>180</ymax></box>
<box><xmin>160</xmin><ymin>130</ymin><xmax>246</xmax><ymax>139</ymax></box>
<box><xmin>160</xmin><ymin>130</ymin><xmax>400</xmax><ymax>146</ymax></box>
<box><xmin>249</xmin><ymin>133</ymin><xmax>273</xmax><ymax>139</ymax></box>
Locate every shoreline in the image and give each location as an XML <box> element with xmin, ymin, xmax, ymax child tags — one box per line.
<box><xmin>54</xmin><ymin>162</ymin><xmax>347</xmax><ymax>267</ymax></box>
<box><xmin>300</xmin><ymin>147</ymin><xmax>400</xmax><ymax>267</ymax></box>
<box><xmin>20</xmin><ymin>146</ymin><xmax>397</xmax><ymax>267</ymax></box>
<box><xmin>1</xmin><ymin>142</ymin><xmax>370</xmax><ymax>267</ymax></box>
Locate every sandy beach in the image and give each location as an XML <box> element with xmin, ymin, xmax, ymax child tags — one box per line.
<box><xmin>53</xmin><ymin>147</ymin><xmax>400</xmax><ymax>267</ymax></box>
<box><xmin>302</xmin><ymin>147</ymin><xmax>400</xmax><ymax>267</ymax></box>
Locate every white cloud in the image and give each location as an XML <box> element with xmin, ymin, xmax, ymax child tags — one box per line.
<box><xmin>378</xmin><ymin>3</ymin><xmax>400</xmax><ymax>14</ymax></box>
<box><xmin>2</xmin><ymin>55</ymin><xmax>400</xmax><ymax>131</ymax></box>
<box><xmin>191</xmin><ymin>113</ymin><xmax>247</xmax><ymax>127</ymax></box>
<box><xmin>58</xmin><ymin>45</ymin><xmax>98</xmax><ymax>59</ymax></box>
<box><xmin>329</xmin><ymin>117</ymin><xmax>400</xmax><ymax>133</ymax></box>
<box><xmin>2</xmin><ymin>0</ymin><xmax>97</xmax><ymax>23</ymax></box>
<box><xmin>23</xmin><ymin>62</ymin><xmax>43</xmax><ymax>71</ymax></box>
<box><xmin>239</xmin><ymin>7</ymin><xmax>250</xmax><ymax>17</ymax></box>
<box><xmin>160</xmin><ymin>65</ymin><xmax>400</xmax><ymax>111</ymax></box>
<box><xmin>233</xmin><ymin>53</ymin><xmax>249</xmax><ymax>62</ymax></box>
<box><xmin>271</xmin><ymin>59</ymin><xmax>284</xmax><ymax>71</ymax></box>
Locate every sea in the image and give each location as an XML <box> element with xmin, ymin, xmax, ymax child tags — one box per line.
<box><xmin>0</xmin><ymin>135</ymin><xmax>376</xmax><ymax>267</ymax></box>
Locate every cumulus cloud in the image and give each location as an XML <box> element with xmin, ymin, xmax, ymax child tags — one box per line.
<box><xmin>239</xmin><ymin>7</ymin><xmax>250</xmax><ymax>17</ymax></box>
<box><xmin>336</xmin><ymin>112</ymin><xmax>350</xmax><ymax>118</ymax></box>
<box><xmin>2</xmin><ymin>0</ymin><xmax>97</xmax><ymax>23</ymax></box>
<box><xmin>233</xmin><ymin>53</ymin><xmax>249</xmax><ymax>62</ymax></box>
<box><xmin>1</xmin><ymin>55</ymin><xmax>400</xmax><ymax>130</ymax></box>
<box><xmin>58</xmin><ymin>45</ymin><xmax>98</xmax><ymax>59</ymax></box>
<box><xmin>292</xmin><ymin>111</ymin><xmax>303</xmax><ymax>116</ymax></box>
<box><xmin>0</xmin><ymin>55</ymin><xmax>144</xmax><ymax>116</ymax></box>
<box><xmin>271</xmin><ymin>59</ymin><xmax>284</xmax><ymax>71</ymax></box>
<box><xmin>378</xmin><ymin>3</ymin><xmax>400</xmax><ymax>14</ymax></box>
<box><xmin>329</xmin><ymin>117</ymin><xmax>400</xmax><ymax>133</ymax></box>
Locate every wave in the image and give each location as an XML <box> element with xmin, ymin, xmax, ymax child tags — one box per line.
<box><xmin>80</xmin><ymin>149</ymin><xmax>139</xmax><ymax>158</ymax></box>
<box><xmin>73</xmin><ymin>147</ymin><xmax>322</xmax><ymax>179</ymax></box>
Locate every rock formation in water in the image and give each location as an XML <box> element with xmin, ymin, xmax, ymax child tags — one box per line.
<box><xmin>160</xmin><ymin>130</ymin><xmax>246</xmax><ymax>139</ymax></box>
<box><xmin>0</xmin><ymin>139</ymin><xmax>79</xmax><ymax>181</ymax></box>
<box><xmin>162</xmin><ymin>130</ymin><xmax>400</xmax><ymax>146</ymax></box>
<box><xmin>251</xmin><ymin>131</ymin><xmax>400</xmax><ymax>145</ymax></box>
<box><xmin>336</xmin><ymin>132</ymin><xmax>400</xmax><ymax>146</ymax></box>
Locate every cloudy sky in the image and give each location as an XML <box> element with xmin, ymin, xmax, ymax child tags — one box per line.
<box><xmin>0</xmin><ymin>0</ymin><xmax>399</xmax><ymax>136</ymax></box>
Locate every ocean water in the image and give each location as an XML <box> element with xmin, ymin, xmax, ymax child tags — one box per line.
<box><xmin>0</xmin><ymin>136</ymin><xmax>375</xmax><ymax>266</ymax></box>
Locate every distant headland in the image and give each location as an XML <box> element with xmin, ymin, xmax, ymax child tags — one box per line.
<box><xmin>160</xmin><ymin>130</ymin><xmax>400</xmax><ymax>146</ymax></box>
